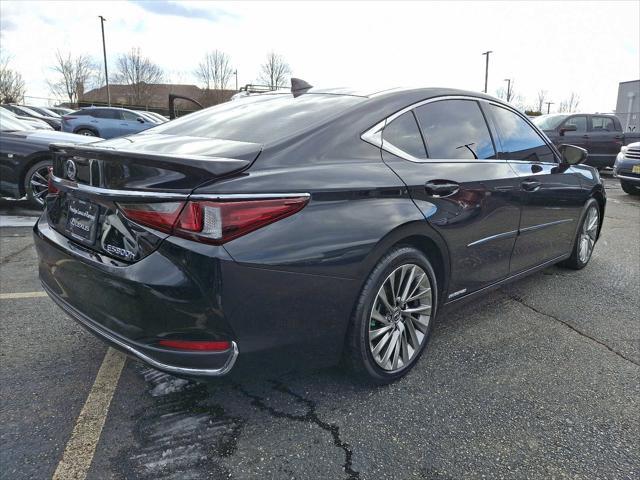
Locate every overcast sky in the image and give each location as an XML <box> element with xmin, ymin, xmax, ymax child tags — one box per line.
<box><xmin>1</xmin><ymin>0</ymin><xmax>638</xmax><ymax>112</ymax></box>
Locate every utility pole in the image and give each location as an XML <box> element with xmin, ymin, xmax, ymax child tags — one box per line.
<box><xmin>545</xmin><ymin>101</ymin><xmax>554</xmax><ymax>114</ymax></box>
<box><xmin>504</xmin><ymin>78</ymin><xmax>511</xmax><ymax>102</ymax></box>
<box><xmin>482</xmin><ymin>51</ymin><xmax>492</xmax><ymax>93</ymax></box>
<box><xmin>99</xmin><ymin>16</ymin><xmax>111</xmax><ymax>106</ymax></box>
<box><xmin>234</xmin><ymin>70</ymin><xmax>238</xmax><ymax>91</ymax></box>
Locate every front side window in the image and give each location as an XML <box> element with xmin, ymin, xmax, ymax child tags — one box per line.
<box><xmin>562</xmin><ymin>116</ymin><xmax>587</xmax><ymax>132</ymax></box>
<box><xmin>121</xmin><ymin>110</ymin><xmax>140</xmax><ymax>121</ymax></box>
<box><xmin>414</xmin><ymin>100</ymin><xmax>496</xmax><ymax>160</ymax></box>
<box><xmin>591</xmin><ymin>116</ymin><xmax>615</xmax><ymax>131</ymax></box>
<box><xmin>490</xmin><ymin>105</ymin><xmax>556</xmax><ymax>163</ymax></box>
<box><xmin>382</xmin><ymin>111</ymin><xmax>426</xmax><ymax>159</ymax></box>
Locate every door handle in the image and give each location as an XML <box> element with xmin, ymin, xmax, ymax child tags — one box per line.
<box><xmin>582</xmin><ymin>135</ymin><xmax>590</xmax><ymax>139</ymax></box>
<box><xmin>521</xmin><ymin>180</ymin><xmax>541</xmax><ymax>192</ymax></box>
<box><xmin>425</xmin><ymin>180</ymin><xmax>459</xmax><ymax>197</ymax></box>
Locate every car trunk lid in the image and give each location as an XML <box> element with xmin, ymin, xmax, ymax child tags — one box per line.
<box><xmin>46</xmin><ymin>134</ymin><xmax>261</xmax><ymax>263</ymax></box>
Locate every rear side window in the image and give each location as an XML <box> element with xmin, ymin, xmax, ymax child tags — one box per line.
<box><xmin>414</xmin><ymin>100</ymin><xmax>496</xmax><ymax>160</ymax></box>
<box><xmin>148</xmin><ymin>94</ymin><xmax>364</xmax><ymax>143</ymax></box>
<box><xmin>73</xmin><ymin>109</ymin><xmax>93</xmax><ymax>117</ymax></box>
<box><xmin>490</xmin><ymin>105</ymin><xmax>556</xmax><ymax>163</ymax></box>
<box><xmin>93</xmin><ymin>109</ymin><xmax>120</xmax><ymax>120</ymax></box>
<box><xmin>591</xmin><ymin>116</ymin><xmax>615</xmax><ymax>131</ymax></box>
<box><xmin>382</xmin><ymin>111</ymin><xmax>426</xmax><ymax>159</ymax></box>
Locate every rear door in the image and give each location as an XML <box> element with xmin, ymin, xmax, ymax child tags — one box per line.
<box><xmin>487</xmin><ymin>103</ymin><xmax>584</xmax><ymax>272</ymax></box>
<box><xmin>588</xmin><ymin>115</ymin><xmax>623</xmax><ymax>166</ymax></box>
<box><xmin>91</xmin><ymin>109</ymin><xmax>121</xmax><ymax>138</ymax></box>
<box><xmin>379</xmin><ymin>98</ymin><xmax>522</xmax><ymax>299</ymax></box>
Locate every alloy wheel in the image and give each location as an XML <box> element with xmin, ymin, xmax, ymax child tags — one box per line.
<box><xmin>578</xmin><ymin>205</ymin><xmax>599</xmax><ymax>264</ymax></box>
<box><xmin>29</xmin><ymin>166</ymin><xmax>50</xmax><ymax>206</ymax></box>
<box><xmin>369</xmin><ymin>264</ymin><xmax>432</xmax><ymax>372</ymax></box>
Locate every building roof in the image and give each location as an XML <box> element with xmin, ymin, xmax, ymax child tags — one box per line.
<box><xmin>80</xmin><ymin>83</ymin><xmax>236</xmax><ymax>109</ymax></box>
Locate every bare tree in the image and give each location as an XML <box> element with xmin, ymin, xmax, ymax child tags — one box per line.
<box><xmin>114</xmin><ymin>48</ymin><xmax>164</xmax><ymax>105</ymax></box>
<box><xmin>558</xmin><ymin>92</ymin><xmax>580</xmax><ymax>113</ymax></box>
<box><xmin>196</xmin><ymin>50</ymin><xmax>233</xmax><ymax>104</ymax></box>
<box><xmin>258</xmin><ymin>52</ymin><xmax>291</xmax><ymax>89</ymax></box>
<box><xmin>47</xmin><ymin>50</ymin><xmax>95</xmax><ymax>105</ymax></box>
<box><xmin>0</xmin><ymin>54</ymin><xmax>25</xmax><ymax>103</ymax></box>
<box><xmin>536</xmin><ymin>90</ymin><xmax>547</xmax><ymax>114</ymax></box>
<box><xmin>496</xmin><ymin>80</ymin><xmax>515</xmax><ymax>103</ymax></box>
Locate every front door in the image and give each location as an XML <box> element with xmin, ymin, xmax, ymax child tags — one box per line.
<box><xmin>558</xmin><ymin>115</ymin><xmax>589</xmax><ymax>150</ymax></box>
<box><xmin>379</xmin><ymin>98</ymin><xmax>523</xmax><ymax>299</ymax></box>
<box><xmin>487</xmin><ymin>104</ymin><xmax>584</xmax><ymax>273</ymax></box>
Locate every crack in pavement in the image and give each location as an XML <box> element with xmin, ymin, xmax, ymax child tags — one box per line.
<box><xmin>0</xmin><ymin>241</ymin><xmax>33</xmax><ymax>264</ymax></box>
<box><xmin>233</xmin><ymin>381</ymin><xmax>360</xmax><ymax>479</ymax></box>
<box><xmin>501</xmin><ymin>289</ymin><xmax>639</xmax><ymax>367</ymax></box>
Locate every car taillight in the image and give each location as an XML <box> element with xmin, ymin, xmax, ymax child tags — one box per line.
<box><xmin>118</xmin><ymin>196</ymin><xmax>309</xmax><ymax>244</ymax></box>
<box><xmin>62</xmin><ymin>116</ymin><xmax>77</xmax><ymax>121</ymax></box>
<box><xmin>47</xmin><ymin>167</ymin><xmax>58</xmax><ymax>194</ymax></box>
<box><xmin>158</xmin><ymin>339</ymin><xmax>231</xmax><ymax>351</ymax></box>
<box><xmin>118</xmin><ymin>202</ymin><xmax>185</xmax><ymax>233</ymax></box>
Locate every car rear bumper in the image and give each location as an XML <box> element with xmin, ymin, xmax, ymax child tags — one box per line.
<box><xmin>34</xmin><ymin>215</ymin><xmax>356</xmax><ymax>376</ymax></box>
<box><xmin>42</xmin><ymin>281</ymin><xmax>239</xmax><ymax>376</ymax></box>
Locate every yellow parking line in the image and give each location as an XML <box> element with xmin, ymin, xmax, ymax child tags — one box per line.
<box><xmin>0</xmin><ymin>291</ymin><xmax>48</xmax><ymax>299</ymax></box>
<box><xmin>52</xmin><ymin>348</ymin><xmax>126</xmax><ymax>480</ymax></box>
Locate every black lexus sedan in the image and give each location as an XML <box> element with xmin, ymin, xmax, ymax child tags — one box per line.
<box><xmin>35</xmin><ymin>85</ymin><xmax>605</xmax><ymax>383</ymax></box>
<box><xmin>0</xmin><ymin>111</ymin><xmax>102</xmax><ymax>206</ymax></box>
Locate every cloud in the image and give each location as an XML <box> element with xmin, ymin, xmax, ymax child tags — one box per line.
<box><xmin>130</xmin><ymin>0</ymin><xmax>234</xmax><ymax>22</ymax></box>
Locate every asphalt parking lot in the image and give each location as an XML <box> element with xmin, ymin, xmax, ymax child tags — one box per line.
<box><xmin>1</xmin><ymin>175</ymin><xmax>638</xmax><ymax>480</ymax></box>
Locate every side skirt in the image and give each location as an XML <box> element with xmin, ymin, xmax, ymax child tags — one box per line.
<box><xmin>441</xmin><ymin>253</ymin><xmax>570</xmax><ymax>310</ymax></box>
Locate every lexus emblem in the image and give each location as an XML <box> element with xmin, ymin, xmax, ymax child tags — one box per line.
<box><xmin>65</xmin><ymin>159</ymin><xmax>77</xmax><ymax>181</ymax></box>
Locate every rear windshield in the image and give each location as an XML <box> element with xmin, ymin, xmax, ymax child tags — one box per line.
<box><xmin>144</xmin><ymin>94</ymin><xmax>364</xmax><ymax>143</ymax></box>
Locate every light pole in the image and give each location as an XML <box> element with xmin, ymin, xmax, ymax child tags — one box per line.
<box><xmin>234</xmin><ymin>70</ymin><xmax>238</xmax><ymax>91</ymax></box>
<box><xmin>482</xmin><ymin>51</ymin><xmax>492</xmax><ymax>93</ymax></box>
<box><xmin>504</xmin><ymin>78</ymin><xmax>511</xmax><ymax>102</ymax></box>
<box><xmin>99</xmin><ymin>16</ymin><xmax>111</xmax><ymax>106</ymax></box>
<box><xmin>545</xmin><ymin>101</ymin><xmax>554</xmax><ymax>114</ymax></box>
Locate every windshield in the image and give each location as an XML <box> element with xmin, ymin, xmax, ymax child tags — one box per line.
<box><xmin>145</xmin><ymin>93</ymin><xmax>364</xmax><ymax>143</ymax></box>
<box><xmin>0</xmin><ymin>109</ymin><xmax>32</xmax><ymax>131</ymax></box>
<box><xmin>532</xmin><ymin>114</ymin><xmax>568</xmax><ymax>130</ymax></box>
<box><xmin>31</xmin><ymin>106</ymin><xmax>61</xmax><ymax>118</ymax></box>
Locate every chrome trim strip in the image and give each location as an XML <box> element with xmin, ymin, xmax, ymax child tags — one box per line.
<box><xmin>467</xmin><ymin>229</ymin><xmax>518</xmax><ymax>247</ymax></box>
<box><xmin>361</xmin><ymin>94</ymin><xmax>560</xmax><ymax>164</ymax></box>
<box><xmin>42</xmin><ymin>282</ymin><xmax>239</xmax><ymax>377</ymax></box>
<box><xmin>190</xmin><ymin>193</ymin><xmax>312</xmax><ymax>200</ymax></box>
<box><xmin>51</xmin><ymin>175</ymin><xmax>190</xmax><ymax>200</ymax></box>
<box><xmin>52</xmin><ymin>175</ymin><xmax>311</xmax><ymax>202</ymax></box>
<box><xmin>614</xmin><ymin>173</ymin><xmax>640</xmax><ymax>182</ymax></box>
<box><xmin>519</xmin><ymin>218</ymin><xmax>573</xmax><ymax>234</ymax></box>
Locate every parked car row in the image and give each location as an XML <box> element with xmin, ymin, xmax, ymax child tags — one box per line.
<box><xmin>0</xmin><ymin>107</ymin><xmax>53</xmax><ymax>130</ymax></box>
<box><xmin>1</xmin><ymin>104</ymin><xmax>62</xmax><ymax>130</ymax></box>
<box><xmin>0</xmin><ymin>110</ymin><xmax>102</xmax><ymax>206</ymax></box>
<box><xmin>533</xmin><ymin>113</ymin><xmax>629</xmax><ymax>169</ymax></box>
<box><xmin>0</xmin><ymin>106</ymin><xmax>171</xmax><ymax>206</ymax></box>
<box><xmin>61</xmin><ymin>107</ymin><xmax>166</xmax><ymax>139</ymax></box>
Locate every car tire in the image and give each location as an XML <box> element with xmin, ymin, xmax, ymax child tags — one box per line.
<box><xmin>344</xmin><ymin>246</ymin><xmax>438</xmax><ymax>384</ymax></box>
<box><xmin>76</xmin><ymin>128</ymin><xmax>97</xmax><ymax>136</ymax></box>
<box><xmin>620</xmin><ymin>180</ymin><xmax>640</xmax><ymax>195</ymax></box>
<box><xmin>24</xmin><ymin>160</ymin><xmax>51</xmax><ymax>208</ymax></box>
<box><xmin>559</xmin><ymin>199</ymin><xmax>600</xmax><ymax>270</ymax></box>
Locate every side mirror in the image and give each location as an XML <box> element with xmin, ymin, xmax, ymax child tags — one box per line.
<box><xmin>558</xmin><ymin>144</ymin><xmax>587</xmax><ymax>165</ymax></box>
<box><xmin>559</xmin><ymin>124</ymin><xmax>577</xmax><ymax>136</ymax></box>
<box><xmin>136</xmin><ymin>117</ymin><xmax>145</xmax><ymax>123</ymax></box>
